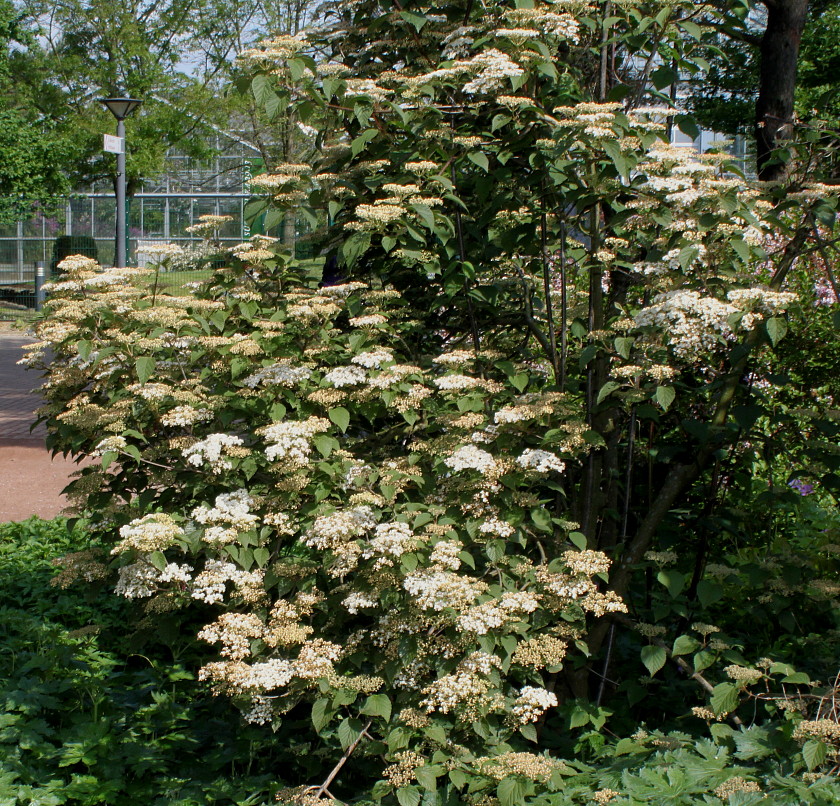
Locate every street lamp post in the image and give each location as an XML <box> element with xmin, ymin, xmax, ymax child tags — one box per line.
<box><xmin>99</xmin><ymin>97</ymin><xmax>142</xmax><ymax>268</ymax></box>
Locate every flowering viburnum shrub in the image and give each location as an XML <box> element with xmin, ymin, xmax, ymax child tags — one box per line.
<box><xmin>30</xmin><ymin>252</ymin><xmax>633</xmax><ymax>800</ymax></box>
<box><xmin>30</xmin><ymin>0</ymin><xmax>840</xmax><ymax>800</ymax></box>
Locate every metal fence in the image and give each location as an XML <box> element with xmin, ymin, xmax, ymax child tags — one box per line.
<box><xmin>0</xmin><ymin>193</ymin><xmax>266</xmax><ymax>320</ymax></box>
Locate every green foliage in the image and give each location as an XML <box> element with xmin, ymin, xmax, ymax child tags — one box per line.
<box><xmin>0</xmin><ymin>518</ymin><xmax>287</xmax><ymax>804</ymax></box>
<box><xmin>22</xmin><ymin>0</ymin><xmax>840</xmax><ymax>803</ymax></box>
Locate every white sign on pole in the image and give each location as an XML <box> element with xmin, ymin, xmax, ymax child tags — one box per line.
<box><xmin>103</xmin><ymin>134</ymin><xmax>124</xmax><ymax>154</ymax></box>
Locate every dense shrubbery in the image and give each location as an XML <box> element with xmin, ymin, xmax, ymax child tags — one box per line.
<box><xmin>21</xmin><ymin>0</ymin><xmax>840</xmax><ymax>803</ymax></box>
<box><xmin>0</xmin><ymin>518</ymin><xmax>286</xmax><ymax>804</ymax></box>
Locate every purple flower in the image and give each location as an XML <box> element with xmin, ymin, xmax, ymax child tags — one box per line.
<box><xmin>788</xmin><ymin>479</ymin><xmax>815</xmax><ymax>496</ymax></box>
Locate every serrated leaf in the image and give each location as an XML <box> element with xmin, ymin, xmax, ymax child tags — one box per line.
<box><xmin>253</xmin><ymin>547</ymin><xmax>270</xmax><ymax>568</ymax></box>
<box><xmin>467</xmin><ymin>151</ymin><xmax>489</xmax><ymax>172</ymax></box>
<box><xmin>328</xmin><ymin>406</ymin><xmax>350</xmax><ymax>433</ymax></box>
<box><xmin>101</xmin><ymin>450</ymin><xmax>118</xmax><ymax>470</ymax></box>
<box><xmin>597</xmin><ymin>380</ymin><xmax>621</xmax><ymax>404</ymax></box>
<box><xmin>733</xmin><ymin>726</ymin><xmax>773</xmax><ymax>761</ymax></box>
<box><xmin>337</xmin><ymin>717</ymin><xmax>362</xmax><ymax>750</ymax></box>
<box><xmin>396</xmin><ymin>786</ymin><xmax>421</xmax><ymax>806</ymax></box>
<box><xmin>766</xmin><ymin>316</ymin><xmax>788</xmax><ymax>346</ymax></box>
<box><xmin>511</xmin><ymin>373</ymin><xmax>529</xmax><ymax>392</ymax></box>
<box><xmin>568</xmin><ymin>531</ymin><xmax>587</xmax><ymax>550</ymax></box>
<box><xmin>149</xmin><ymin>551</ymin><xmax>168</xmax><ymax>572</ymax></box>
<box><xmin>519</xmin><ymin>723</ymin><xmax>538</xmax><ymax>742</ymax></box>
<box><xmin>414</xmin><ymin>765</ymin><xmax>440</xmax><ymax>791</ymax></box>
<box><xmin>313</xmin><ymin>434</ymin><xmax>337</xmax><ymax>458</ymax></box>
<box><xmin>641</xmin><ymin>645</ymin><xmax>667</xmax><ymax>676</ymax></box>
<box><xmin>672</xmin><ymin>635</ymin><xmax>700</xmax><ymax>656</ymax></box>
<box><xmin>697</xmin><ymin>579</ymin><xmax>724</xmax><ymax>607</ymax></box>
<box><xmin>569</xmin><ymin>705</ymin><xmax>589</xmax><ymax>728</ymax></box>
<box><xmin>135</xmin><ymin>356</ymin><xmax>155</xmax><ymax>384</ymax></box>
<box><xmin>311</xmin><ymin>698</ymin><xmax>331</xmax><ymax>733</ymax></box>
<box><xmin>803</xmin><ymin>739</ymin><xmax>828</xmax><ymax>771</ymax></box>
<box><xmin>360</xmin><ymin>693</ymin><xmax>392</xmax><ymax>721</ymax></box>
<box><xmin>399</xmin><ymin>10</ymin><xmax>427</xmax><ymax>30</ymax></box>
<box><xmin>694</xmin><ymin>650</ymin><xmax>715</xmax><ymax>673</ymax></box>
<box><xmin>497</xmin><ymin>778</ymin><xmax>527</xmax><ymax>806</ymax></box>
<box><xmin>654</xmin><ymin>385</ymin><xmax>676</xmax><ymax>411</ymax></box>
<box><xmin>350</xmin><ymin>128</ymin><xmax>378</xmax><ymax>156</ymax></box>
<box><xmin>710</xmin><ymin>682</ymin><xmax>740</xmax><ymax>716</ymax></box>
<box><xmin>657</xmin><ymin>569</ymin><xmax>686</xmax><ymax>598</ymax></box>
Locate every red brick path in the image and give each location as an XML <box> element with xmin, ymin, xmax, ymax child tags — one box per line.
<box><xmin>0</xmin><ymin>327</ymin><xmax>84</xmax><ymax>521</ymax></box>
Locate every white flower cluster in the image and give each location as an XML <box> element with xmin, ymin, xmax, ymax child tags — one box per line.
<box><xmin>363</xmin><ymin>521</ymin><xmax>416</xmax><ymax>566</ymax></box>
<box><xmin>161</xmin><ymin>405</ymin><xmax>213</xmax><ymax>427</ymax></box>
<box><xmin>478</xmin><ymin>517</ymin><xmax>515</xmax><ymax>538</ymax></box>
<box><xmin>457</xmin><ymin>591</ymin><xmax>541</xmax><ymax>634</ymax></box>
<box><xmin>112</xmin><ymin>513</ymin><xmax>185</xmax><ymax>555</ymax></box>
<box><xmin>635</xmin><ymin>290</ymin><xmax>739</xmax><ymax>360</ymax></box>
<box><xmin>516</xmin><ymin>449</ymin><xmax>565</xmax><ymax>474</ymax></box>
<box><xmin>343</xmin><ymin>591</ymin><xmax>378</xmax><ymax>613</ymax></box>
<box><xmin>114</xmin><ymin>561</ymin><xmax>160</xmax><ymax>598</ymax></box>
<box><xmin>351</xmin><ymin>349</ymin><xmax>394</xmax><ymax>369</ymax></box>
<box><xmin>303</xmin><ymin>506</ymin><xmax>376</xmax><ymax>550</ymax></box>
<box><xmin>243</xmin><ymin>364</ymin><xmax>312</xmax><ymax>388</ymax></box>
<box><xmin>92</xmin><ymin>436</ymin><xmax>127</xmax><ymax>457</ymax></box>
<box><xmin>349</xmin><ymin>314</ymin><xmax>387</xmax><ymax>327</ymax></box>
<box><xmin>434</xmin><ymin>374</ymin><xmax>483</xmax><ymax>391</ymax></box>
<box><xmin>192</xmin><ymin>490</ymin><xmax>259</xmax><ymax>546</ymax></box>
<box><xmin>444</xmin><ymin>445</ymin><xmax>498</xmax><ymax>475</ymax></box>
<box><xmin>261</xmin><ymin>417</ymin><xmax>330</xmax><ymax>465</ymax></box>
<box><xmin>182</xmin><ymin>433</ymin><xmax>244</xmax><ymax>473</ymax></box>
<box><xmin>420</xmin><ymin>671</ymin><xmax>489</xmax><ymax>713</ymax></box>
<box><xmin>323</xmin><ymin>365</ymin><xmax>367</xmax><ymax>387</ymax></box>
<box><xmin>191</xmin><ymin>559</ymin><xmax>257</xmax><ymax>605</ymax></box>
<box><xmin>512</xmin><ymin>686</ymin><xmax>558</xmax><ymax>723</ymax></box>
<box><xmin>462</xmin><ymin>48</ymin><xmax>525</xmax><ymax>95</ymax></box>
<box><xmin>403</xmin><ymin>569</ymin><xmax>486</xmax><ymax>611</ymax></box>
<box><xmin>430</xmin><ymin>539</ymin><xmax>463</xmax><ymax>570</ymax></box>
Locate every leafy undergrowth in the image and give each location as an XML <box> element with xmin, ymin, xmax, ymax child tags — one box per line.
<box><xmin>0</xmin><ymin>517</ymin><xmax>283</xmax><ymax>806</ymax></box>
<box><xmin>4</xmin><ymin>518</ymin><xmax>840</xmax><ymax>805</ymax></box>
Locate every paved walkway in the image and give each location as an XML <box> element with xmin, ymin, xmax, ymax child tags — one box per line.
<box><xmin>0</xmin><ymin>325</ymin><xmax>83</xmax><ymax>522</ymax></box>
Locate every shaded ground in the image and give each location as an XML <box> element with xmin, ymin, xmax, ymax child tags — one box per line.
<box><xmin>0</xmin><ymin>326</ymin><xmax>83</xmax><ymax>521</ymax></box>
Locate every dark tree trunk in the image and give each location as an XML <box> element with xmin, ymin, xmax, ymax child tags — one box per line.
<box><xmin>755</xmin><ymin>0</ymin><xmax>810</xmax><ymax>181</ymax></box>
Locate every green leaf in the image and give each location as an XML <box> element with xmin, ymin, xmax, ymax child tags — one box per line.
<box><xmin>149</xmin><ymin>551</ymin><xmax>168</xmax><ymax>572</ymax></box>
<box><xmin>253</xmin><ymin>547</ymin><xmax>270</xmax><ymax>568</ymax></box>
<box><xmin>531</xmin><ymin>507</ymin><xmax>553</xmax><ymax>534</ymax></box>
<box><xmin>399</xmin><ymin>10</ymin><xmax>427</xmax><ymax>30</ymax></box>
<box><xmin>694</xmin><ymin>650</ymin><xmax>715</xmax><ymax>673</ymax></box>
<box><xmin>100</xmin><ymin>450</ymin><xmax>118</xmax><ymax>470</ymax></box>
<box><xmin>766</xmin><ymin>316</ymin><xmax>788</xmax><ymax>346</ymax></box>
<box><xmin>597</xmin><ymin>380</ymin><xmax>621</xmax><ymax>404</ymax></box>
<box><xmin>382</xmin><ymin>236</ymin><xmax>397</xmax><ymax>253</ymax></box>
<box><xmin>350</xmin><ymin>128</ymin><xmax>378</xmax><ymax>156</ymax></box>
<box><xmin>414</xmin><ymin>765</ymin><xmax>441</xmax><ymax>791</ymax></box>
<box><xmin>497</xmin><ymin>778</ymin><xmax>527</xmax><ymax>806</ymax></box>
<box><xmin>396</xmin><ymin>786</ymin><xmax>421</xmax><ymax>806</ymax></box>
<box><xmin>511</xmin><ymin>372</ymin><xmax>529</xmax><ymax>392</ymax></box>
<box><xmin>697</xmin><ymin>579</ymin><xmax>724</xmax><ymax>607</ymax></box>
<box><xmin>360</xmin><ymin>694</ymin><xmax>392</xmax><ymax>722</ymax></box>
<box><xmin>657</xmin><ymin>569</ymin><xmax>686</xmax><ymax>598</ymax></box>
<box><xmin>654</xmin><ymin>385</ymin><xmax>676</xmax><ymax>411</ymax></box>
<box><xmin>519</xmin><ymin>723</ymin><xmax>538</xmax><ymax>742</ymax></box>
<box><xmin>568</xmin><ymin>531</ymin><xmax>587</xmax><ymax>550</ymax></box>
<box><xmin>569</xmin><ymin>705</ymin><xmax>589</xmax><ymax>728</ymax></box>
<box><xmin>710</xmin><ymin>682</ymin><xmax>740</xmax><ymax>716</ymax></box>
<box><xmin>337</xmin><ymin>717</ymin><xmax>362</xmax><ymax>750</ymax></box>
<box><xmin>313</xmin><ymin>434</ymin><xmax>338</xmax><ymax>458</ymax></box>
<box><xmin>328</xmin><ymin>407</ymin><xmax>350</xmax><ymax>433</ymax></box>
<box><xmin>311</xmin><ymin>698</ymin><xmax>331</xmax><ymax>733</ymax></box>
<box><xmin>467</xmin><ymin>151</ymin><xmax>489</xmax><ymax>172</ymax></box>
<box><xmin>641</xmin><ymin>645</ymin><xmax>667</xmax><ymax>676</ymax></box>
<box><xmin>341</xmin><ymin>232</ymin><xmax>371</xmax><ymax>268</ymax></box>
<box><xmin>135</xmin><ymin>356</ymin><xmax>156</xmax><ymax>384</ymax></box>
<box><xmin>803</xmin><ymin>739</ymin><xmax>828</xmax><ymax>771</ymax></box>
<box><xmin>672</xmin><ymin>635</ymin><xmax>700</xmax><ymax>656</ymax></box>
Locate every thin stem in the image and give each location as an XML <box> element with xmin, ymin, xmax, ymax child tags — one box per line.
<box><xmin>314</xmin><ymin>720</ymin><xmax>373</xmax><ymax>798</ymax></box>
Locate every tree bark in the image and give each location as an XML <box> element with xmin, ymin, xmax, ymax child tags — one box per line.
<box><xmin>755</xmin><ymin>0</ymin><xmax>810</xmax><ymax>181</ymax></box>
